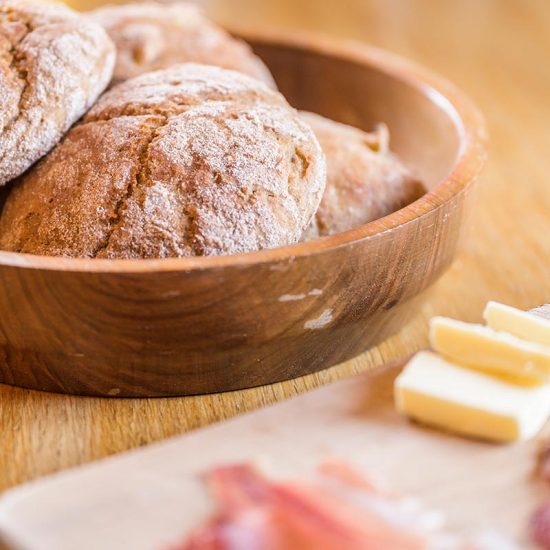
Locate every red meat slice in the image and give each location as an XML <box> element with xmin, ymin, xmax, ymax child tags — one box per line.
<box><xmin>176</xmin><ymin>462</ymin><xmax>431</xmax><ymax>550</ymax></box>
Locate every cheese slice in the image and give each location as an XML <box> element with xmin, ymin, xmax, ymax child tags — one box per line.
<box><xmin>484</xmin><ymin>301</ymin><xmax>550</xmax><ymax>347</ymax></box>
<box><xmin>395</xmin><ymin>351</ymin><xmax>550</xmax><ymax>442</ymax></box>
<box><xmin>429</xmin><ymin>316</ymin><xmax>550</xmax><ymax>383</ymax></box>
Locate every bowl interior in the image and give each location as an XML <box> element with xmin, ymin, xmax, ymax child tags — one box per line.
<box><xmin>249</xmin><ymin>38</ymin><xmax>462</xmax><ymax>191</ymax></box>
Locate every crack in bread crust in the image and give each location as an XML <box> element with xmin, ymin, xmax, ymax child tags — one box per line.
<box><xmin>92</xmin><ymin>115</ymin><xmax>168</xmax><ymax>258</ymax></box>
<box><xmin>0</xmin><ymin>8</ymin><xmax>33</xmax><ymax>61</ymax></box>
<box><xmin>0</xmin><ymin>9</ymin><xmax>33</xmax><ymax>133</ymax></box>
<box><xmin>2</xmin><ymin>48</ymin><xmax>34</xmax><ymax>149</ymax></box>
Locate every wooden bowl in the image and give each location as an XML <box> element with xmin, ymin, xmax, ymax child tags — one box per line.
<box><xmin>0</xmin><ymin>32</ymin><xmax>486</xmax><ymax>397</ymax></box>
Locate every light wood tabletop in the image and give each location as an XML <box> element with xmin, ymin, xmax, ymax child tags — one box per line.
<box><xmin>1</xmin><ymin>0</ymin><xmax>549</xmax><ymax>492</ymax></box>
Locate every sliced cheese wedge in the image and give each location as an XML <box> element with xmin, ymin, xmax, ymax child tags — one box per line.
<box><xmin>484</xmin><ymin>301</ymin><xmax>550</xmax><ymax>347</ymax></box>
<box><xmin>395</xmin><ymin>351</ymin><xmax>550</xmax><ymax>442</ymax></box>
<box><xmin>430</xmin><ymin>316</ymin><xmax>550</xmax><ymax>383</ymax></box>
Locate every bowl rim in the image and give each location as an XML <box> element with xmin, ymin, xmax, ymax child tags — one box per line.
<box><xmin>0</xmin><ymin>30</ymin><xmax>487</xmax><ymax>274</ymax></box>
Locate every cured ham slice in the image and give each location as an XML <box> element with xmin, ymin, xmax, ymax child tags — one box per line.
<box><xmin>174</xmin><ymin>461</ymin><xmax>471</xmax><ymax>550</ymax></box>
<box><xmin>530</xmin><ymin>441</ymin><xmax>550</xmax><ymax>548</ymax></box>
<box><xmin>530</xmin><ymin>500</ymin><xmax>550</xmax><ymax>549</ymax></box>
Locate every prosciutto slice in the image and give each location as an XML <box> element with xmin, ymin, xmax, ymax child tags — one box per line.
<box><xmin>174</xmin><ymin>461</ymin><xmax>471</xmax><ymax>550</ymax></box>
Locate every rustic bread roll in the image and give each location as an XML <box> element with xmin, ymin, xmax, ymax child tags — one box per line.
<box><xmin>301</xmin><ymin>112</ymin><xmax>424</xmax><ymax>239</ymax></box>
<box><xmin>0</xmin><ymin>0</ymin><xmax>115</xmax><ymax>186</ymax></box>
<box><xmin>0</xmin><ymin>64</ymin><xmax>326</xmax><ymax>259</ymax></box>
<box><xmin>89</xmin><ymin>2</ymin><xmax>276</xmax><ymax>88</ymax></box>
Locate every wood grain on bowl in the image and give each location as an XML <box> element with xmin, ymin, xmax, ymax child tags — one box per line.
<box><xmin>0</xmin><ymin>32</ymin><xmax>486</xmax><ymax>397</ymax></box>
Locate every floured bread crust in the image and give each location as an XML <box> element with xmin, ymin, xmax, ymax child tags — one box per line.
<box><xmin>0</xmin><ymin>64</ymin><xmax>326</xmax><ymax>259</ymax></box>
<box><xmin>0</xmin><ymin>0</ymin><xmax>115</xmax><ymax>185</ymax></box>
<box><xmin>89</xmin><ymin>2</ymin><xmax>276</xmax><ymax>88</ymax></box>
<box><xmin>301</xmin><ymin>112</ymin><xmax>425</xmax><ymax>239</ymax></box>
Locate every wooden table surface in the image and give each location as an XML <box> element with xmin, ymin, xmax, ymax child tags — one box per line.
<box><xmin>1</xmin><ymin>0</ymin><xmax>549</xmax><ymax>492</ymax></box>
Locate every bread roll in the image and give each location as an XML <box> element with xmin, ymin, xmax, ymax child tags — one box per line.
<box><xmin>0</xmin><ymin>0</ymin><xmax>115</xmax><ymax>185</ymax></box>
<box><xmin>0</xmin><ymin>64</ymin><xmax>326</xmax><ymax>259</ymax></box>
<box><xmin>301</xmin><ymin>112</ymin><xmax>424</xmax><ymax>239</ymax></box>
<box><xmin>89</xmin><ymin>2</ymin><xmax>275</xmax><ymax>88</ymax></box>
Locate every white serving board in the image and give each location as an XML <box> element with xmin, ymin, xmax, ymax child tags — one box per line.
<box><xmin>1</xmin><ymin>353</ymin><xmax>549</xmax><ymax>549</ymax></box>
